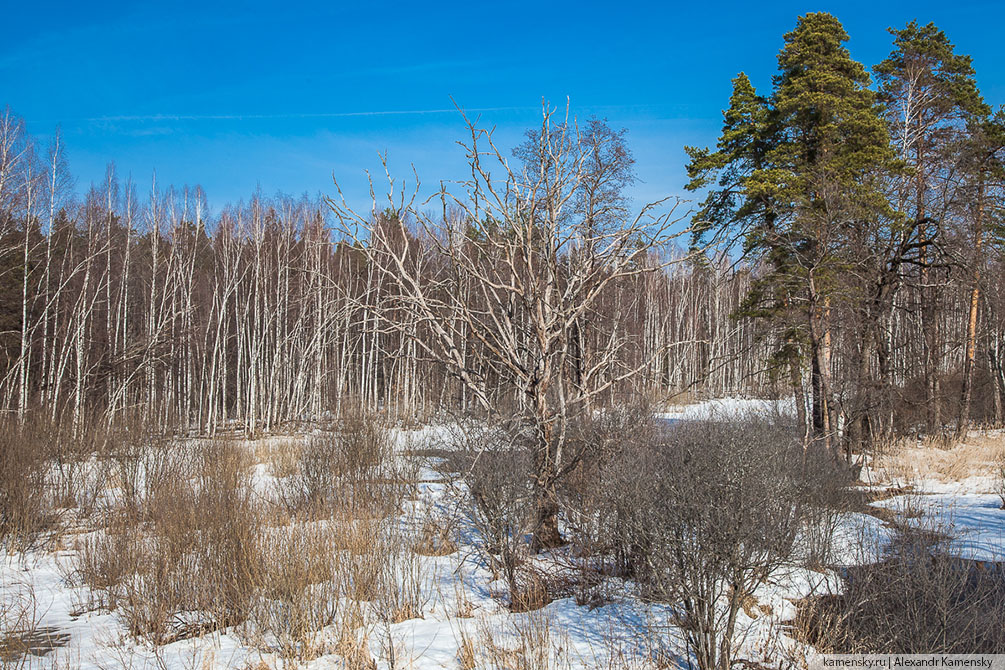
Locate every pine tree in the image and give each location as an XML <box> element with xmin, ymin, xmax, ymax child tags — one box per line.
<box><xmin>874</xmin><ymin>20</ymin><xmax>989</xmax><ymax>434</ymax></box>
<box><xmin>686</xmin><ymin>12</ymin><xmax>899</xmax><ymax>452</ymax></box>
<box><xmin>685</xmin><ymin>72</ymin><xmax>775</xmax><ymax>246</ymax></box>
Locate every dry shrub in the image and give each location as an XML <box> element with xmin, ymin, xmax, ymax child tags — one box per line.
<box><xmin>334</xmin><ymin>628</ymin><xmax>377</xmax><ymax>670</ymax></box>
<box><xmin>73</xmin><ymin>517</ymin><xmax>141</xmax><ymax>611</ymax></box>
<box><xmin>44</xmin><ymin>415</ymin><xmax>110</xmax><ymax>520</ymax></box>
<box><xmin>78</xmin><ymin>438</ymin><xmax>263</xmax><ymax>644</ymax></box>
<box><xmin>281</xmin><ymin>412</ymin><xmax>407</xmax><ymax>519</ymax></box>
<box><xmin>376</xmin><ymin>527</ymin><xmax>430</xmax><ymax>624</ymax></box>
<box><xmin>451</xmin><ymin>577</ymin><xmax>476</xmax><ymax>619</ymax></box>
<box><xmin>0</xmin><ymin>416</ymin><xmax>60</xmax><ymax>552</ymax></box>
<box><xmin>795</xmin><ymin>525</ymin><xmax>1005</xmax><ymax>653</ymax></box>
<box><xmin>457</xmin><ymin>633</ymin><xmax>478</xmax><ymax>670</ymax></box>
<box><xmin>258</xmin><ymin>437</ymin><xmax>302</xmax><ymax>479</ymax></box>
<box><xmin>252</xmin><ymin>522</ymin><xmax>343</xmax><ymax>660</ymax></box>
<box><xmin>0</xmin><ymin>410</ymin><xmax>112</xmax><ymax>549</ymax></box>
<box><xmin>508</xmin><ymin>570</ymin><xmax>552</xmax><ymax>613</ymax></box>
<box><xmin>0</xmin><ymin>578</ymin><xmax>42</xmax><ymax>669</ymax></box>
<box><xmin>248</xmin><ymin>511</ymin><xmax>415</xmax><ymax>662</ymax></box>
<box><xmin>413</xmin><ymin>516</ymin><xmax>457</xmax><ymax>557</ymax></box>
<box><xmin>105</xmin><ymin>418</ymin><xmax>173</xmax><ymax>520</ymax></box>
<box><xmin>458</xmin><ymin>438</ymin><xmax>555</xmax><ymax>611</ymax></box>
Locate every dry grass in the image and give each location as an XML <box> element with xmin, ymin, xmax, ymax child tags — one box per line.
<box><xmin>457</xmin><ymin>611</ymin><xmax>574</xmax><ymax>670</ymax></box>
<box><xmin>995</xmin><ymin>451</ymin><xmax>1005</xmax><ymax>508</ymax></box>
<box><xmin>0</xmin><ymin>416</ymin><xmax>64</xmax><ymax>552</ymax></box>
<box><xmin>252</xmin><ymin>436</ymin><xmax>304</xmax><ymax>479</ymax></box>
<box><xmin>658</xmin><ymin>389</ymin><xmax>703</xmax><ymax>407</ymax></box>
<box><xmin>790</xmin><ymin>522</ymin><xmax>1005</xmax><ymax>653</ymax></box>
<box><xmin>69</xmin><ymin>412</ymin><xmax>430</xmax><ymax>664</ymax></box>
<box><xmin>90</xmin><ymin>439</ymin><xmax>263</xmax><ymax>643</ymax></box>
<box><xmin>0</xmin><ymin>579</ymin><xmax>44</xmax><ymax>670</ymax></box>
<box><xmin>413</xmin><ymin>515</ymin><xmax>458</xmax><ymax>557</ymax></box>
<box><xmin>251</xmin><ymin>522</ymin><xmax>343</xmax><ymax>659</ymax></box>
<box><xmin>871</xmin><ymin>431</ymin><xmax>1005</xmax><ymax>485</ymax></box>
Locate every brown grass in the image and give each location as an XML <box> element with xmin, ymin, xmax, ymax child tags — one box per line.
<box><xmin>871</xmin><ymin>431</ymin><xmax>1005</xmax><ymax>485</ymax></box>
<box><xmin>0</xmin><ymin>416</ymin><xmax>62</xmax><ymax>552</ymax></box>
<box><xmin>71</xmin><ymin>412</ymin><xmax>429</xmax><ymax>663</ymax></box>
<box><xmin>0</xmin><ymin>408</ymin><xmax>434</xmax><ymax>665</ymax></box>
<box><xmin>413</xmin><ymin>516</ymin><xmax>458</xmax><ymax>557</ymax></box>
<box><xmin>459</xmin><ymin>611</ymin><xmax>573</xmax><ymax>670</ymax></box>
<box><xmin>251</xmin><ymin>436</ymin><xmax>303</xmax><ymax>479</ymax></box>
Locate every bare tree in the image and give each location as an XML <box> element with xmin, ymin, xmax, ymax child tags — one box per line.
<box><xmin>328</xmin><ymin>103</ymin><xmax>687</xmax><ymax>548</ymax></box>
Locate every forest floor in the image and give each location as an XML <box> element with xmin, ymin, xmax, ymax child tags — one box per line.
<box><xmin>2</xmin><ymin>401</ymin><xmax>1004</xmax><ymax>670</ymax></box>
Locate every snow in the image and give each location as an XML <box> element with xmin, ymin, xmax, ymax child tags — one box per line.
<box><xmin>870</xmin><ymin>490</ymin><xmax>1005</xmax><ymax>562</ymax></box>
<box><xmin>657</xmin><ymin>396</ymin><xmax>796</xmax><ymax>422</ymax></box>
<box><xmin>4</xmin><ymin>401</ymin><xmax>1004</xmax><ymax>669</ymax></box>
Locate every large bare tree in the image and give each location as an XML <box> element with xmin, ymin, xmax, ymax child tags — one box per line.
<box><xmin>328</xmin><ymin>103</ymin><xmax>687</xmax><ymax>548</ymax></box>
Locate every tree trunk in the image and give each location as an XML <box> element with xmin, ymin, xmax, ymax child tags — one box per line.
<box><xmin>959</xmin><ymin>182</ymin><xmax>984</xmax><ymax>435</ymax></box>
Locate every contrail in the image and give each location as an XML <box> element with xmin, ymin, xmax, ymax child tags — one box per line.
<box><xmin>85</xmin><ymin>107</ymin><xmax>531</xmax><ymax>122</ymax></box>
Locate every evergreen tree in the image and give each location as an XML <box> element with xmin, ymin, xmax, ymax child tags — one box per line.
<box><xmin>874</xmin><ymin>20</ymin><xmax>989</xmax><ymax>433</ymax></box>
<box><xmin>685</xmin><ymin>72</ymin><xmax>775</xmax><ymax>247</ymax></box>
<box><xmin>686</xmin><ymin>12</ymin><xmax>899</xmax><ymax>451</ymax></box>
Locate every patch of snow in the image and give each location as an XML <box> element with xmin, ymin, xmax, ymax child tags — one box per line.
<box><xmin>658</xmin><ymin>396</ymin><xmax>796</xmax><ymax>422</ymax></box>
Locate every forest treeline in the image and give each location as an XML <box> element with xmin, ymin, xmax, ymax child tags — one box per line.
<box><xmin>0</xmin><ymin>12</ymin><xmax>1003</xmax><ymax>451</ymax></box>
<box><xmin>0</xmin><ymin>141</ymin><xmax>764</xmax><ymax>434</ymax></box>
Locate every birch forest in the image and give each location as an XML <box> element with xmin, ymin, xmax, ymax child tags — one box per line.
<box><xmin>4</xmin><ymin>10</ymin><xmax>1005</xmax><ymax>667</ymax></box>
<box><xmin>0</xmin><ymin>108</ymin><xmax>771</xmax><ymax>436</ymax></box>
<box><xmin>1</xmin><ymin>49</ymin><xmax>1003</xmax><ymax>447</ymax></box>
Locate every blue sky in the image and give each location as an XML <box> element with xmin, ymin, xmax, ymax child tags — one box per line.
<box><xmin>3</xmin><ymin>0</ymin><xmax>1003</xmax><ymax>215</ymax></box>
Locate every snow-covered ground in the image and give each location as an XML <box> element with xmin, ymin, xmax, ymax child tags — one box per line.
<box><xmin>3</xmin><ymin>404</ymin><xmax>1004</xmax><ymax>670</ymax></box>
<box><xmin>867</xmin><ymin>478</ymin><xmax>1005</xmax><ymax>563</ymax></box>
<box><xmin>657</xmin><ymin>396</ymin><xmax>796</xmax><ymax>422</ymax></box>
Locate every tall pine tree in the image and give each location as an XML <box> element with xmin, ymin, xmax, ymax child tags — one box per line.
<box><xmin>874</xmin><ymin>21</ymin><xmax>988</xmax><ymax>434</ymax></box>
<box><xmin>686</xmin><ymin>12</ymin><xmax>899</xmax><ymax>452</ymax></box>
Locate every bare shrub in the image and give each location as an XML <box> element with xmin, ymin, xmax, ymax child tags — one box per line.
<box><xmin>337</xmin><ymin>519</ymin><xmax>389</xmax><ymax>604</ymax></box>
<box><xmin>105</xmin><ymin>418</ymin><xmax>173</xmax><ymax>521</ymax></box>
<box><xmin>247</xmin><ymin>507</ymin><xmax>420</xmax><ymax>662</ymax></box>
<box><xmin>336</xmin><ymin>411</ymin><xmax>393</xmax><ymax>474</ymax></box>
<box><xmin>460</xmin><ymin>432</ymin><xmax>537</xmax><ymax>609</ymax></box>
<box><xmin>797</xmin><ymin>525</ymin><xmax>1005</xmax><ymax>653</ymax></box>
<box><xmin>73</xmin><ymin>517</ymin><xmax>142</xmax><ymax>612</ymax></box>
<box><xmin>0</xmin><ymin>416</ymin><xmax>59</xmax><ymax>552</ymax></box>
<box><xmin>798</xmin><ymin>443</ymin><xmax>858</xmax><ymax>568</ymax></box>
<box><xmin>600</xmin><ymin>415</ymin><xmax>807</xmax><ymax>670</ymax></box>
<box><xmin>560</xmin><ymin>404</ymin><xmax>662</xmax><ymax>604</ymax></box>
<box><xmin>281</xmin><ymin>412</ymin><xmax>405</xmax><ymax>519</ymax></box>
<box><xmin>45</xmin><ymin>416</ymin><xmax>109</xmax><ymax>518</ymax></box>
<box><xmin>425</xmin><ymin>415</ymin><xmax>540</xmax><ymax>608</ymax></box>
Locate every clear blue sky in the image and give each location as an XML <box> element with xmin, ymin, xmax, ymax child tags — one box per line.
<box><xmin>3</xmin><ymin>0</ymin><xmax>1003</xmax><ymax>215</ymax></box>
